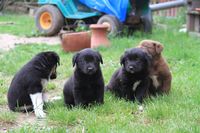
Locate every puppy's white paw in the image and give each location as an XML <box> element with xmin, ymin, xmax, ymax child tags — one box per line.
<box><xmin>34</xmin><ymin>109</ymin><xmax>46</xmax><ymax>119</ymax></box>
<box><xmin>30</xmin><ymin>93</ymin><xmax>46</xmax><ymax>118</ymax></box>
<box><xmin>138</xmin><ymin>105</ymin><xmax>144</xmax><ymax>112</ymax></box>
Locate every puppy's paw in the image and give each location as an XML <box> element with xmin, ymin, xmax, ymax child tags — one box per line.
<box><xmin>138</xmin><ymin>105</ymin><xmax>144</xmax><ymax>112</ymax></box>
<box><xmin>34</xmin><ymin>109</ymin><xmax>46</xmax><ymax>119</ymax></box>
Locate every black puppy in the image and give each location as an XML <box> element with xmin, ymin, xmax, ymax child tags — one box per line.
<box><xmin>106</xmin><ymin>48</ymin><xmax>151</xmax><ymax>110</ymax></box>
<box><xmin>7</xmin><ymin>51</ymin><xmax>60</xmax><ymax>118</ymax></box>
<box><xmin>63</xmin><ymin>48</ymin><xmax>104</xmax><ymax>107</ymax></box>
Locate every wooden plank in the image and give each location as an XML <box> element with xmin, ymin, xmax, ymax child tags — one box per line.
<box><xmin>188</xmin><ymin>10</ymin><xmax>200</xmax><ymax>15</ymax></box>
<box><xmin>194</xmin><ymin>15</ymin><xmax>200</xmax><ymax>32</ymax></box>
<box><xmin>187</xmin><ymin>14</ymin><xmax>194</xmax><ymax>31</ymax></box>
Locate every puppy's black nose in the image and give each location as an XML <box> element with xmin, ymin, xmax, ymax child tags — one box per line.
<box><xmin>87</xmin><ymin>67</ymin><xmax>93</xmax><ymax>70</ymax></box>
<box><xmin>128</xmin><ymin>66</ymin><xmax>134</xmax><ymax>70</ymax></box>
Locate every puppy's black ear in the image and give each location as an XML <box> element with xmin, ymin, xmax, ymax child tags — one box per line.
<box><xmin>96</xmin><ymin>51</ymin><xmax>103</xmax><ymax>64</ymax></box>
<box><xmin>120</xmin><ymin>54</ymin><xmax>125</xmax><ymax>66</ymax></box>
<box><xmin>72</xmin><ymin>53</ymin><xmax>79</xmax><ymax>67</ymax></box>
<box><xmin>45</xmin><ymin>51</ymin><xmax>60</xmax><ymax>66</ymax></box>
<box><xmin>120</xmin><ymin>49</ymin><xmax>129</xmax><ymax>66</ymax></box>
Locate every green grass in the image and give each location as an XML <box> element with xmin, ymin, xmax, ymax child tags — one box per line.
<box><xmin>0</xmin><ymin>14</ymin><xmax>38</xmax><ymax>36</ymax></box>
<box><xmin>0</xmin><ymin>13</ymin><xmax>200</xmax><ymax>132</ymax></box>
<box><xmin>0</xmin><ymin>111</ymin><xmax>17</xmax><ymax>125</ymax></box>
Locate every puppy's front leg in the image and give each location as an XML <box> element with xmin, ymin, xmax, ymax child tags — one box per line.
<box><xmin>135</xmin><ymin>78</ymin><xmax>149</xmax><ymax>111</ymax></box>
<box><xmin>74</xmin><ymin>89</ymin><xmax>85</xmax><ymax>106</ymax></box>
<box><xmin>161</xmin><ymin>72</ymin><xmax>172</xmax><ymax>94</ymax></box>
<box><xmin>96</xmin><ymin>85</ymin><xmax>104</xmax><ymax>104</ymax></box>
<box><xmin>30</xmin><ymin>93</ymin><xmax>46</xmax><ymax>118</ymax></box>
<box><xmin>96</xmin><ymin>94</ymin><xmax>104</xmax><ymax>104</ymax></box>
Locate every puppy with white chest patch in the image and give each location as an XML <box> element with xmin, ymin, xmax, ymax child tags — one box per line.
<box><xmin>7</xmin><ymin>51</ymin><xmax>60</xmax><ymax>118</ymax></box>
<box><xmin>63</xmin><ymin>48</ymin><xmax>104</xmax><ymax>107</ymax></box>
<box><xmin>106</xmin><ymin>48</ymin><xmax>151</xmax><ymax>106</ymax></box>
<box><xmin>138</xmin><ymin>40</ymin><xmax>172</xmax><ymax>95</ymax></box>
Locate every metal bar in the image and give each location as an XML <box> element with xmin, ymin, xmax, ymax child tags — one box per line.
<box><xmin>150</xmin><ymin>0</ymin><xmax>187</xmax><ymax>11</ymax></box>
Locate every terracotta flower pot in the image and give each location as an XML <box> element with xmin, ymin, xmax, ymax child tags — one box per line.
<box><xmin>90</xmin><ymin>24</ymin><xmax>110</xmax><ymax>48</ymax></box>
<box><xmin>60</xmin><ymin>31</ymin><xmax>91</xmax><ymax>52</ymax></box>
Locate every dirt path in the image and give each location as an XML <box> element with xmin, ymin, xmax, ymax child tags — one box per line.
<box><xmin>0</xmin><ymin>34</ymin><xmax>61</xmax><ymax>51</ymax></box>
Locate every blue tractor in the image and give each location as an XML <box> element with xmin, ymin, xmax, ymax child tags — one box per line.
<box><xmin>35</xmin><ymin>0</ymin><xmax>152</xmax><ymax>36</ymax></box>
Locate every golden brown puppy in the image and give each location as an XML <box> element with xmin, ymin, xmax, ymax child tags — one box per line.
<box><xmin>138</xmin><ymin>40</ymin><xmax>172</xmax><ymax>95</ymax></box>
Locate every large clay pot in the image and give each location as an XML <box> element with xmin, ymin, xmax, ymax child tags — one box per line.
<box><xmin>90</xmin><ymin>24</ymin><xmax>110</xmax><ymax>48</ymax></box>
<box><xmin>60</xmin><ymin>31</ymin><xmax>91</xmax><ymax>52</ymax></box>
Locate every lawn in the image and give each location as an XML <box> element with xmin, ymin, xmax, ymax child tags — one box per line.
<box><xmin>0</xmin><ymin>12</ymin><xmax>200</xmax><ymax>132</ymax></box>
<box><xmin>0</xmin><ymin>13</ymin><xmax>37</xmax><ymax>36</ymax></box>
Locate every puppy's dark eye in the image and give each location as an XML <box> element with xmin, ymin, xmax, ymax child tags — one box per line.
<box><xmin>129</xmin><ymin>55</ymin><xmax>139</xmax><ymax>61</ymax></box>
<box><xmin>135</xmin><ymin>57</ymin><xmax>139</xmax><ymax>61</ymax></box>
<box><xmin>133</xmin><ymin>55</ymin><xmax>139</xmax><ymax>60</ymax></box>
<box><xmin>85</xmin><ymin>56</ymin><xmax>94</xmax><ymax>62</ymax></box>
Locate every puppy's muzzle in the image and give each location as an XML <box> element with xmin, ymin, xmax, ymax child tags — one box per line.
<box><xmin>50</xmin><ymin>73</ymin><xmax>57</xmax><ymax>79</ymax></box>
<box><xmin>87</xmin><ymin>66</ymin><xmax>95</xmax><ymax>74</ymax></box>
<box><xmin>128</xmin><ymin>65</ymin><xmax>135</xmax><ymax>73</ymax></box>
<box><xmin>50</xmin><ymin>66</ymin><xmax>57</xmax><ymax>79</ymax></box>
<box><xmin>87</xmin><ymin>67</ymin><xmax>93</xmax><ymax>70</ymax></box>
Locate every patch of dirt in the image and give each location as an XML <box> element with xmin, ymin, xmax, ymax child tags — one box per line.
<box><xmin>0</xmin><ymin>106</ymin><xmax>17</xmax><ymax>132</ymax></box>
<box><xmin>0</xmin><ymin>122</ymin><xmax>15</xmax><ymax>132</ymax></box>
<box><xmin>0</xmin><ymin>103</ymin><xmax>45</xmax><ymax>132</ymax></box>
<box><xmin>0</xmin><ymin>112</ymin><xmax>48</xmax><ymax>132</ymax></box>
<box><xmin>0</xmin><ymin>34</ymin><xmax>61</xmax><ymax>51</ymax></box>
<box><xmin>0</xmin><ymin>79</ymin><xmax>66</xmax><ymax>131</ymax></box>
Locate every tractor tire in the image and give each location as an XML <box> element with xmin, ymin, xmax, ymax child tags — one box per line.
<box><xmin>97</xmin><ymin>15</ymin><xmax>122</xmax><ymax>36</ymax></box>
<box><xmin>141</xmin><ymin>10</ymin><xmax>152</xmax><ymax>33</ymax></box>
<box><xmin>0</xmin><ymin>0</ymin><xmax>5</xmax><ymax>11</ymax></box>
<box><xmin>35</xmin><ymin>5</ymin><xmax>64</xmax><ymax>36</ymax></box>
